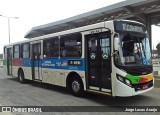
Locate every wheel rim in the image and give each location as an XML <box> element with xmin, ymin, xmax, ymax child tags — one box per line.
<box><xmin>72</xmin><ymin>80</ymin><xmax>80</xmax><ymax>93</ymax></box>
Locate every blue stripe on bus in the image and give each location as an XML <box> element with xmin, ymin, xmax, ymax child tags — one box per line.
<box><xmin>13</xmin><ymin>58</ymin><xmax>85</xmax><ymax>71</ymax></box>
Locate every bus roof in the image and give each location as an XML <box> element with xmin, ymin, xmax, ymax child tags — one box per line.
<box><xmin>5</xmin><ymin>21</ymin><xmax>107</xmax><ymax>47</ymax></box>
<box><xmin>4</xmin><ymin>19</ymin><xmax>146</xmax><ymax>47</ymax></box>
<box><xmin>24</xmin><ymin>0</ymin><xmax>151</xmax><ymax>38</ymax></box>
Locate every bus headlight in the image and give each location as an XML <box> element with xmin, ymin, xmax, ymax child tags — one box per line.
<box><xmin>125</xmin><ymin>79</ymin><xmax>131</xmax><ymax>86</ymax></box>
<box><xmin>116</xmin><ymin>74</ymin><xmax>132</xmax><ymax>87</ymax></box>
<box><xmin>117</xmin><ymin>75</ymin><xmax>124</xmax><ymax>82</ymax></box>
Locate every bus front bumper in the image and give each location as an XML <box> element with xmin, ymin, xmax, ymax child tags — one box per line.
<box><xmin>114</xmin><ymin>80</ymin><xmax>154</xmax><ymax>97</ymax></box>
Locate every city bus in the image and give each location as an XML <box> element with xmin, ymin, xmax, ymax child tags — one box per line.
<box><xmin>3</xmin><ymin>20</ymin><xmax>154</xmax><ymax>97</ymax></box>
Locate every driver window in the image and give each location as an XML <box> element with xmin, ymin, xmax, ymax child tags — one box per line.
<box><xmin>122</xmin><ymin>33</ymin><xmax>134</xmax><ymax>56</ymax></box>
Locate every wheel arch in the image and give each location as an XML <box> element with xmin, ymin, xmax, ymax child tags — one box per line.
<box><xmin>66</xmin><ymin>71</ymin><xmax>84</xmax><ymax>90</ymax></box>
<box><xmin>18</xmin><ymin>67</ymin><xmax>24</xmax><ymax>77</ymax></box>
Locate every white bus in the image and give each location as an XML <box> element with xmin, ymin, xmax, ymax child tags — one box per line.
<box><xmin>3</xmin><ymin>20</ymin><xmax>154</xmax><ymax>97</ymax></box>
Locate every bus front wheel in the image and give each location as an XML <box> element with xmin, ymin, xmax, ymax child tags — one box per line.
<box><xmin>70</xmin><ymin>77</ymin><xmax>85</xmax><ymax>97</ymax></box>
<box><xmin>18</xmin><ymin>70</ymin><xmax>26</xmax><ymax>83</ymax></box>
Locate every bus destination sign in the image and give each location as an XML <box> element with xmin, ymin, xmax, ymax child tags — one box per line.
<box><xmin>122</xmin><ymin>23</ymin><xmax>143</xmax><ymax>32</ymax></box>
<box><xmin>115</xmin><ymin>21</ymin><xmax>146</xmax><ymax>33</ymax></box>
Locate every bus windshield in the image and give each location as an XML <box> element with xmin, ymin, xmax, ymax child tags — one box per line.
<box><xmin>115</xmin><ymin>32</ymin><xmax>152</xmax><ymax>66</ymax></box>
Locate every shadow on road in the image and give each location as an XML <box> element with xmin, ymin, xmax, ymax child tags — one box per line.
<box><xmin>85</xmin><ymin>93</ymin><xmax>153</xmax><ymax>106</ymax></box>
<box><xmin>8</xmin><ymin>77</ymin><xmax>155</xmax><ymax>106</ymax></box>
<box><xmin>8</xmin><ymin>77</ymin><xmax>69</xmax><ymax>94</ymax></box>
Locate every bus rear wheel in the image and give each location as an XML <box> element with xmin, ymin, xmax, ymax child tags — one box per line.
<box><xmin>18</xmin><ymin>70</ymin><xmax>26</xmax><ymax>83</ymax></box>
<box><xmin>70</xmin><ymin>77</ymin><xmax>85</xmax><ymax>97</ymax></box>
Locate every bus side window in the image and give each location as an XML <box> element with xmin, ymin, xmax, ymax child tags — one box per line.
<box><xmin>43</xmin><ymin>37</ymin><xmax>59</xmax><ymax>58</ymax></box>
<box><xmin>13</xmin><ymin>45</ymin><xmax>20</xmax><ymax>58</ymax></box>
<box><xmin>21</xmin><ymin>43</ymin><xmax>30</xmax><ymax>59</ymax></box>
<box><xmin>60</xmin><ymin>33</ymin><xmax>82</xmax><ymax>58</ymax></box>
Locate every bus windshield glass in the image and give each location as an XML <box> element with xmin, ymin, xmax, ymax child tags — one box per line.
<box><xmin>117</xmin><ymin>33</ymin><xmax>152</xmax><ymax>66</ymax></box>
<box><xmin>114</xmin><ymin>21</ymin><xmax>152</xmax><ymax>66</ymax></box>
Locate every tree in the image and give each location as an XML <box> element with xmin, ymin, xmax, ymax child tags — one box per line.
<box><xmin>156</xmin><ymin>43</ymin><xmax>160</xmax><ymax>55</ymax></box>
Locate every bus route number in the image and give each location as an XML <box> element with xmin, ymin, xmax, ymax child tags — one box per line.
<box><xmin>68</xmin><ymin>60</ymin><xmax>82</xmax><ymax>66</ymax></box>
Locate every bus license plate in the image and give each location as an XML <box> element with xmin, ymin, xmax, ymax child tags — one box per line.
<box><xmin>142</xmin><ymin>85</ymin><xmax>148</xmax><ymax>90</ymax></box>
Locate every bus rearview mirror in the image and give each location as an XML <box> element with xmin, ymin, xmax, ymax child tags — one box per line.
<box><xmin>114</xmin><ymin>37</ymin><xmax>120</xmax><ymax>51</ymax></box>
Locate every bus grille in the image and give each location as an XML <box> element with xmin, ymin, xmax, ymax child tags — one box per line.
<box><xmin>132</xmin><ymin>80</ymin><xmax>153</xmax><ymax>91</ymax></box>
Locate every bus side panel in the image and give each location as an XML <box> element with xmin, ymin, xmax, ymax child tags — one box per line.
<box><xmin>41</xmin><ymin>58</ymin><xmax>86</xmax><ymax>87</ymax></box>
<box><xmin>12</xmin><ymin>66</ymin><xmax>19</xmax><ymax>77</ymax></box>
<box><xmin>12</xmin><ymin>66</ymin><xmax>34</xmax><ymax>80</ymax></box>
<box><xmin>12</xmin><ymin>58</ymin><xmax>32</xmax><ymax>80</ymax></box>
<box><xmin>42</xmin><ymin>68</ymin><xmax>57</xmax><ymax>85</ymax></box>
<box><xmin>42</xmin><ymin>68</ymin><xmax>85</xmax><ymax>87</ymax></box>
<box><xmin>22</xmin><ymin>67</ymin><xmax>32</xmax><ymax>80</ymax></box>
<box><xmin>57</xmin><ymin>70</ymin><xmax>85</xmax><ymax>87</ymax></box>
<box><xmin>64</xmin><ymin>70</ymin><xmax>86</xmax><ymax>89</ymax></box>
<box><xmin>42</xmin><ymin>68</ymin><xmax>67</xmax><ymax>87</ymax></box>
<box><xmin>55</xmin><ymin>70</ymin><xmax>65</xmax><ymax>86</ymax></box>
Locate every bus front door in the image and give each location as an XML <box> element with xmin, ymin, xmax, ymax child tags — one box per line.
<box><xmin>32</xmin><ymin>43</ymin><xmax>42</xmax><ymax>81</ymax></box>
<box><xmin>7</xmin><ymin>48</ymin><xmax>12</xmax><ymax>75</ymax></box>
<box><xmin>86</xmin><ymin>32</ymin><xmax>111</xmax><ymax>92</ymax></box>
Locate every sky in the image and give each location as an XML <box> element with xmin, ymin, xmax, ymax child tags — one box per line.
<box><xmin>0</xmin><ymin>0</ymin><xmax>160</xmax><ymax>53</ymax></box>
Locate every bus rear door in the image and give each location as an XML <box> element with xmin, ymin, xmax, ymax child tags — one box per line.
<box><xmin>85</xmin><ymin>31</ymin><xmax>112</xmax><ymax>93</ymax></box>
<box><xmin>31</xmin><ymin>42</ymin><xmax>42</xmax><ymax>81</ymax></box>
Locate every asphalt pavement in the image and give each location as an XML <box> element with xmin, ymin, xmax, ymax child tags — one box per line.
<box><xmin>0</xmin><ymin>67</ymin><xmax>160</xmax><ymax>115</ymax></box>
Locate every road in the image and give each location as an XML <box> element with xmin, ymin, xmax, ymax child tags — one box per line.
<box><xmin>0</xmin><ymin>68</ymin><xmax>160</xmax><ymax>115</ymax></box>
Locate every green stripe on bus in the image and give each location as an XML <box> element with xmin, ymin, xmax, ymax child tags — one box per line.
<box><xmin>125</xmin><ymin>74</ymin><xmax>140</xmax><ymax>84</ymax></box>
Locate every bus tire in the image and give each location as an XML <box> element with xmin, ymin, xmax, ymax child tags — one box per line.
<box><xmin>70</xmin><ymin>77</ymin><xmax>85</xmax><ymax>97</ymax></box>
<box><xmin>18</xmin><ymin>70</ymin><xmax>26</xmax><ymax>83</ymax></box>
